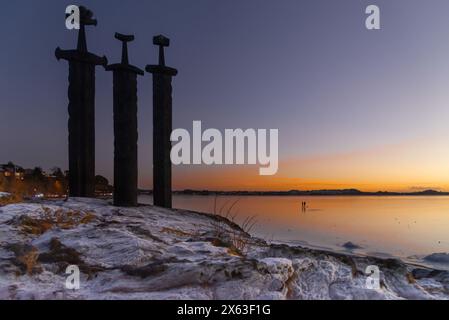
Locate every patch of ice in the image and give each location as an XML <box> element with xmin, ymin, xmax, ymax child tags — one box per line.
<box><xmin>424</xmin><ymin>253</ymin><xmax>449</xmax><ymax>264</ymax></box>
<box><xmin>342</xmin><ymin>242</ymin><xmax>363</xmax><ymax>250</ymax></box>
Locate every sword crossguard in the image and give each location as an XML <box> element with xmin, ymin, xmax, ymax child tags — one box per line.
<box><xmin>56</xmin><ymin>6</ymin><xmax>106</xmax><ymax>66</ymax></box>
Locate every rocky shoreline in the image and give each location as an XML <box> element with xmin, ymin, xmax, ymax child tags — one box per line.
<box><xmin>0</xmin><ymin>198</ymin><xmax>448</xmax><ymax>300</ymax></box>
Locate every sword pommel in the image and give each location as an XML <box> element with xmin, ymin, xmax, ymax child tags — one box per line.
<box><xmin>115</xmin><ymin>33</ymin><xmax>135</xmax><ymax>43</ymax></box>
<box><xmin>79</xmin><ymin>6</ymin><xmax>97</xmax><ymax>26</ymax></box>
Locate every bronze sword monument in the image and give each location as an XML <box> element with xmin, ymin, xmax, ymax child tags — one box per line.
<box><xmin>55</xmin><ymin>6</ymin><xmax>107</xmax><ymax>197</ymax></box>
<box><xmin>146</xmin><ymin>35</ymin><xmax>178</xmax><ymax>208</ymax></box>
<box><xmin>106</xmin><ymin>33</ymin><xmax>144</xmax><ymax>207</ymax></box>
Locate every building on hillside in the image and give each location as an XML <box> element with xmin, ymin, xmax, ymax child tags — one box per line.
<box><xmin>0</xmin><ymin>163</ymin><xmax>25</xmax><ymax>180</ymax></box>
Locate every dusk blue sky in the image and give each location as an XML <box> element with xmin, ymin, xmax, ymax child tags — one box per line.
<box><xmin>2</xmin><ymin>0</ymin><xmax>449</xmax><ymax>191</ymax></box>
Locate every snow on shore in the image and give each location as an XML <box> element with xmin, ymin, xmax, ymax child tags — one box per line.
<box><xmin>0</xmin><ymin>192</ymin><xmax>10</xmax><ymax>198</ymax></box>
<box><xmin>0</xmin><ymin>198</ymin><xmax>448</xmax><ymax>300</ymax></box>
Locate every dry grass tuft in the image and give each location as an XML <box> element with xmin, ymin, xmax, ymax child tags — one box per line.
<box><xmin>37</xmin><ymin>238</ymin><xmax>105</xmax><ymax>277</ymax></box>
<box><xmin>7</xmin><ymin>243</ymin><xmax>41</xmax><ymax>275</ymax></box>
<box><xmin>17</xmin><ymin>207</ymin><xmax>96</xmax><ymax>235</ymax></box>
<box><xmin>161</xmin><ymin>227</ymin><xmax>194</xmax><ymax>237</ymax></box>
<box><xmin>406</xmin><ymin>272</ymin><xmax>416</xmax><ymax>284</ymax></box>
<box><xmin>18</xmin><ymin>247</ymin><xmax>40</xmax><ymax>275</ymax></box>
<box><xmin>0</xmin><ymin>193</ymin><xmax>22</xmax><ymax>206</ymax></box>
<box><xmin>211</xmin><ymin>196</ymin><xmax>258</xmax><ymax>255</ymax></box>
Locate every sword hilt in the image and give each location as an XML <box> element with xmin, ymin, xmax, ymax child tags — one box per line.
<box><xmin>145</xmin><ymin>35</ymin><xmax>177</xmax><ymax>76</ymax></box>
<box><xmin>153</xmin><ymin>35</ymin><xmax>170</xmax><ymax>66</ymax></box>
<box><xmin>115</xmin><ymin>33</ymin><xmax>135</xmax><ymax>43</ymax></box>
<box><xmin>114</xmin><ymin>33</ymin><xmax>135</xmax><ymax>65</ymax></box>
<box><xmin>74</xmin><ymin>6</ymin><xmax>98</xmax><ymax>52</ymax></box>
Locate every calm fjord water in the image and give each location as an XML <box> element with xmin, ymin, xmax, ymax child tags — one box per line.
<box><xmin>139</xmin><ymin>195</ymin><xmax>449</xmax><ymax>267</ymax></box>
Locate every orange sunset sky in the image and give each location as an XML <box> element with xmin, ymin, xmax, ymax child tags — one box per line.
<box><xmin>165</xmin><ymin>136</ymin><xmax>449</xmax><ymax>192</ymax></box>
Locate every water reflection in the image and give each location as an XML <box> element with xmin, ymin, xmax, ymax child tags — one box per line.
<box><xmin>139</xmin><ymin>195</ymin><xmax>449</xmax><ymax>267</ymax></box>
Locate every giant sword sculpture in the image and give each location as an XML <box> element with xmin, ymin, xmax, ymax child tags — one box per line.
<box><xmin>55</xmin><ymin>6</ymin><xmax>107</xmax><ymax>197</ymax></box>
<box><xmin>146</xmin><ymin>35</ymin><xmax>178</xmax><ymax>208</ymax></box>
<box><xmin>106</xmin><ymin>33</ymin><xmax>144</xmax><ymax>207</ymax></box>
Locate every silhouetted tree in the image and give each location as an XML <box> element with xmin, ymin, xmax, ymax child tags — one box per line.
<box><xmin>95</xmin><ymin>175</ymin><xmax>109</xmax><ymax>186</ymax></box>
<box><xmin>51</xmin><ymin>167</ymin><xmax>65</xmax><ymax>179</ymax></box>
<box><xmin>95</xmin><ymin>175</ymin><xmax>112</xmax><ymax>194</ymax></box>
<box><xmin>32</xmin><ymin>167</ymin><xmax>44</xmax><ymax>180</ymax></box>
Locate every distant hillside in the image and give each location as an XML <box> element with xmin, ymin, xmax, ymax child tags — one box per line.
<box><xmin>138</xmin><ymin>189</ymin><xmax>449</xmax><ymax>196</ymax></box>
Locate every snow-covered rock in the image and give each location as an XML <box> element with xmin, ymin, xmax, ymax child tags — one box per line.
<box><xmin>0</xmin><ymin>198</ymin><xmax>447</xmax><ymax>300</ymax></box>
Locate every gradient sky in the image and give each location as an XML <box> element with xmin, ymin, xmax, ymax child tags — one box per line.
<box><xmin>2</xmin><ymin>0</ymin><xmax>449</xmax><ymax>191</ymax></box>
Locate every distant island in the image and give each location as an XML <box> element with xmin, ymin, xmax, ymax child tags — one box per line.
<box><xmin>139</xmin><ymin>188</ymin><xmax>449</xmax><ymax>196</ymax></box>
